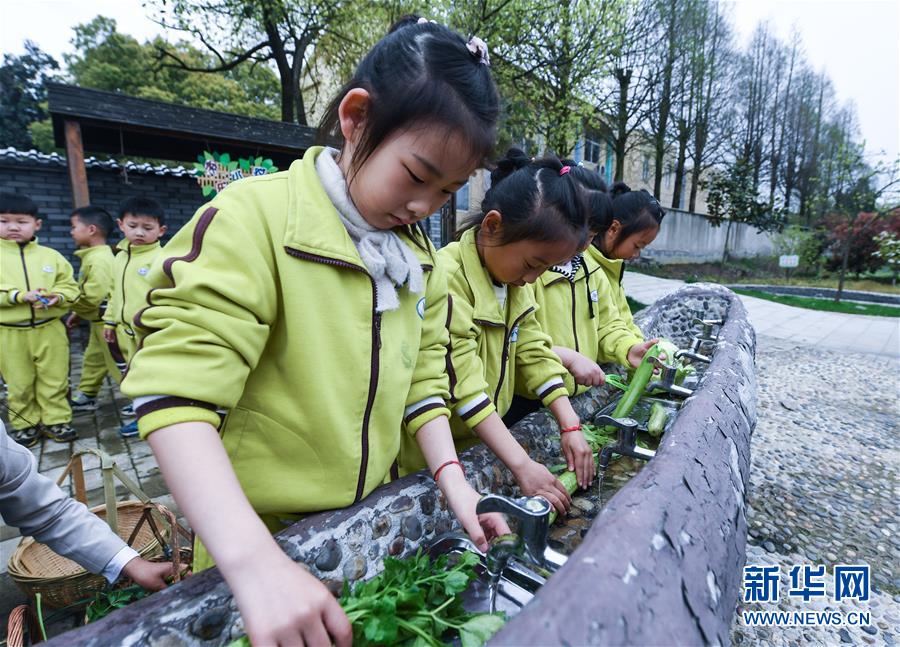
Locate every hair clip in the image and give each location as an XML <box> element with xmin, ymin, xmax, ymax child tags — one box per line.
<box><xmin>559</xmin><ymin>165</ymin><xmax>571</xmax><ymax>176</ymax></box>
<box><xmin>467</xmin><ymin>36</ymin><xmax>490</xmax><ymax>66</ymax></box>
<box><xmin>417</xmin><ymin>17</ymin><xmax>436</xmax><ymax>24</ymax></box>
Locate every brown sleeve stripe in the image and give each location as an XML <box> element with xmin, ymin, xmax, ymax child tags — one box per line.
<box><xmin>538</xmin><ymin>382</ymin><xmax>566</xmax><ymax>400</ymax></box>
<box><xmin>136</xmin><ymin>396</ymin><xmax>219</xmax><ymax>419</ymax></box>
<box><xmin>459</xmin><ymin>397</ymin><xmax>492</xmax><ymax>421</ymax></box>
<box><xmin>133</xmin><ymin>206</ymin><xmax>219</xmax><ymax>348</ymax></box>
<box><xmin>403</xmin><ymin>402</ymin><xmax>447</xmax><ymax>426</ymax></box>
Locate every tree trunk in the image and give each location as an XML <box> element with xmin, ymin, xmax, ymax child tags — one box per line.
<box><xmin>835</xmin><ymin>236</ymin><xmax>851</xmax><ymax>302</ymax></box>
<box><xmin>614</xmin><ymin>67</ymin><xmax>631</xmax><ymax>182</ymax></box>
<box><xmin>671</xmin><ymin>121</ymin><xmax>688</xmax><ymax>209</ymax></box>
<box><xmin>653</xmin><ymin>0</ymin><xmax>678</xmax><ymax>197</ymax></box>
<box><xmin>720</xmin><ymin>217</ymin><xmax>734</xmax><ymax>272</ymax></box>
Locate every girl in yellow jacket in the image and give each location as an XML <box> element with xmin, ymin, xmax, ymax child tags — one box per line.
<box><xmin>522</xmin><ymin>173</ymin><xmax>660</xmax><ymax>413</ymax></box>
<box><xmin>401</xmin><ymin>152</ymin><xmax>596</xmax><ymax>517</ymax></box>
<box><xmin>120</xmin><ymin>17</ymin><xmax>506</xmax><ymax>646</ymax></box>
<box><xmin>587</xmin><ymin>182</ymin><xmax>665</xmax><ymax>347</ymax></box>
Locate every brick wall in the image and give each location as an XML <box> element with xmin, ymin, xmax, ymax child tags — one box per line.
<box><xmin>0</xmin><ymin>159</ymin><xmax>203</xmax><ymax>262</ymax></box>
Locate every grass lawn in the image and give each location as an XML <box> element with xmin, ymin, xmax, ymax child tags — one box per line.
<box><xmin>731</xmin><ymin>288</ymin><xmax>900</xmax><ymax>317</ymax></box>
<box><xmin>627</xmin><ymin>296</ymin><xmax>647</xmax><ymax>313</ymax></box>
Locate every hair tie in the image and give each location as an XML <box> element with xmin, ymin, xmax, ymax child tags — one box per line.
<box><xmin>467</xmin><ymin>36</ymin><xmax>490</xmax><ymax>66</ymax></box>
<box><xmin>560</xmin><ymin>165</ymin><xmax>571</xmax><ymax>176</ymax></box>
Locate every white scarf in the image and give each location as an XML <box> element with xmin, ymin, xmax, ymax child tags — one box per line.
<box><xmin>316</xmin><ymin>148</ymin><xmax>425</xmax><ymax>312</ymax></box>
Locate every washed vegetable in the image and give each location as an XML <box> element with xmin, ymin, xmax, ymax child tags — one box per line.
<box><xmin>647</xmin><ymin>402</ymin><xmax>669</xmax><ymax>437</ymax></box>
<box><xmin>228</xmin><ymin>549</ymin><xmax>504</xmax><ymax>647</ymax></box>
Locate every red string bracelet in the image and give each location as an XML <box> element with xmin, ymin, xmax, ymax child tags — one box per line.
<box><xmin>433</xmin><ymin>460</ymin><xmax>464</xmax><ymax>482</ymax></box>
<box><xmin>560</xmin><ymin>424</ymin><xmax>582</xmax><ymax>434</ymax></box>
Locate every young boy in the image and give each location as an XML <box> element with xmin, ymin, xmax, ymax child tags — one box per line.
<box><xmin>0</xmin><ymin>193</ymin><xmax>79</xmax><ymax>446</ymax></box>
<box><xmin>103</xmin><ymin>197</ymin><xmax>166</xmax><ymax>437</ymax></box>
<box><xmin>67</xmin><ymin>206</ymin><xmax>119</xmax><ymax>411</ymax></box>
<box><xmin>1</xmin><ymin>422</ymin><xmax>177</xmax><ymax>592</ymax></box>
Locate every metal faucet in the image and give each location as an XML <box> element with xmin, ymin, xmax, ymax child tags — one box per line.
<box><xmin>675</xmin><ymin>346</ymin><xmax>711</xmax><ymax>364</ymax></box>
<box><xmin>597</xmin><ymin>414</ymin><xmax>656</xmax><ymax>470</ymax></box>
<box><xmin>476</xmin><ymin>494</ymin><xmax>568</xmax><ymax>573</ymax></box>
<box><xmin>645</xmin><ymin>356</ymin><xmax>694</xmax><ymax>398</ymax></box>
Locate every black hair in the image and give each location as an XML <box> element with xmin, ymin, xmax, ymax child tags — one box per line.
<box><xmin>559</xmin><ymin>160</ymin><xmax>611</xmax><ymax>232</ymax></box>
<box><xmin>466</xmin><ymin>148</ymin><xmax>588</xmax><ymax>247</ymax></box>
<box><xmin>592</xmin><ymin>182</ymin><xmax>665</xmax><ymax>252</ymax></box>
<box><xmin>118</xmin><ymin>196</ymin><xmax>165</xmax><ymax>225</ymax></box>
<box><xmin>318</xmin><ymin>15</ymin><xmax>499</xmax><ymax>180</ymax></box>
<box><xmin>71</xmin><ymin>205</ymin><xmax>114</xmax><ymax>238</ymax></box>
<box><xmin>0</xmin><ymin>193</ymin><xmax>39</xmax><ymax>217</ymax></box>
<box><xmin>560</xmin><ymin>159</ymin><xmax>607</xmax><ymax>192</ymax></box>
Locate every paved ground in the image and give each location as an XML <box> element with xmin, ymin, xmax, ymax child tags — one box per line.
<box><xmin>625</xmin><ymin>272</ymin><xmax>900</xmax><ymax>357</ymax></box>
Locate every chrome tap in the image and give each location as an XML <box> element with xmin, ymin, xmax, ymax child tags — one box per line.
<box><xmin>675</xmin><ymin>347</ymin><xmax>711</xmax><ymax>364</ymax></box>
<box><xmin>596</xmin><ymin>414</ymin><xmax>656</xmax><ymax>470</ymax></box>
<box><xmin>476</xmin><ymin>494</ymin><xmax>568</xmax><ymax>573</ymax></box>
<box><xmin>645</xmin><ymin>356</ymin><xmax>694</xmax><ymax>398</ymax></box>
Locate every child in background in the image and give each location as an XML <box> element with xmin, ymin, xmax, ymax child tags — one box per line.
<box><xmin>1</xmin><ymin>422</ymin><xmax>177</xmax><ymax>592</ymax></box>
<box><xmin>120</xmin><ymin>17</ymin><xmax>508</xmax><ymax>646</ymax></box>
<box><xmin>0</xmin><ymin>193</ymin><xmax>79</xmax><ymax>446</ymax></box>
<box><xmin>587</xmin><ymin>182</ymin><xmax>665</xmax><ymax>348</ymax></box>
<box><xmin>67</xmin><ymin>206</ymin><xmax>119</xmax><ymax>411</ymax></box>
<box><xmin>103</xmin><ymin>197</ymin><xmax>167</xmax><ymax>438</ymax></box>
<box><xmin>400</xmin><ymin>152</ymin><xmax>596</xmax><ymax>516</ymax></box>
<box><xmin>506</xmin><ymin>170</ymin><xmax>659</xmax><ymax>426</ymax></box>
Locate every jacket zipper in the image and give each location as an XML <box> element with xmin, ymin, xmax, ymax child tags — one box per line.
<box><xmin>120</xmin><ymin>246</ymin><xmax>132</xmax><ymax>330</ymax></box>
<box><xmin>284</xmin><ymin>247</ymin><xmax>380</xmax><ymax>503</ymax></box>
<box><xmin>492</xmin><ymin>306</ymin><xmax>535</xmax><ymax>405</ymax></box>
<box><xmin>569</xmin><ymin>281</ymin><xmax>580</xmax><ymax>352</ymax></box>
<box><xmin>18</xmin><ymin>245</ymin><xmax>35</xmax><ymax>328</ymax></box>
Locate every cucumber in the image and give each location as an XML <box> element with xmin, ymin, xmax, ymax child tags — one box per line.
<box><xmin>647</xmin><ymin>402</ymin><xmax>668</xmax><ymax>437</ymax></box>
<box><xmin>548</xmin><ymin>470</ymin><xmax>579</xmax><ymax>524</ymax></box>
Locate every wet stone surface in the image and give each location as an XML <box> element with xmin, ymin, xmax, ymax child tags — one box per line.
<box><xmin>730</xmin><ymin>337</ymin><xmax>900</xmax><ymax>646</ymax></box>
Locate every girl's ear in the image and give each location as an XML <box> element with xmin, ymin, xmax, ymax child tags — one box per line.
<box><xmin>481</xmin><ymin>210</ymin><xmax>504</xmax><ymax>239</ymax></box>
<box><xmin>338</xmin><ymin>89</ymin><xmax>371</xmax><ymax>145</ymax></box>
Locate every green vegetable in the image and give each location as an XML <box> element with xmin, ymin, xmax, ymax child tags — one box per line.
<box><xmin>647</xmin><ymin>402</ymin><xmax>668</xmax><ymax>437</ymax></box>
<box><xmin>607</xmin><ymin>342</ymin><xmax>663</xmax><ymax>426</ymax></box>
<box><xmin>548</xmin><ymin>471</ymin><xmax>579</xmax><ymax>524</ymax></box>
<box><xmin>229</xmin><ymin>550</ymin><xmax>505</xmax><ymax>647</ymax></box>
<box><xmin>85</xmin><ymin>585</ymin><xmax>150</xmax><ymax>623</ymax></box>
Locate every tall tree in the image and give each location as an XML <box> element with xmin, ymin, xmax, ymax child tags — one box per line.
<box><xmin>151</xmin><ymin>0</ymin><xmax>357</xmax><ymax>125</ymax></box>
<box><xmin>646</xmin><ymin>0</ymin><xmax>682</xmax><ymax>197</ymax></box>
<box><xmin>0</xmin><ymin>42</ymin><xmax>58</xmax><ymax>149</ymax></box>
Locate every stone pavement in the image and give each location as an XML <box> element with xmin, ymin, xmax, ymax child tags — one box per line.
<box><xmin>1</xmin><ymin>327</ymin><xmax>185</xmax><ymax>593</ymax></box>
<box><xmin>624</xmin><ymin>271</ymin><xmax>900</xmax><ymax>357</ymax></box>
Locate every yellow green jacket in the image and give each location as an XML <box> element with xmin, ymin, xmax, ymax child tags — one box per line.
<box><xmin>104</xmin><ymin>240</ymin><xmax>164</xmax><ymax>336</ymax></box>
<box><xmin>72</xmin><ymin>245</ymin><xmax>115</xmax><ymax>322</ymax></box>
<box><xmin>121</xmin><ymin>147</ymin><xmax>450</xmax><ymax>517</ymax></box>
<box><xmin>586</xmin><ymin>245</ymin><xmax>644</xmax><ymax>342</ymax></box>
<box><xmin>400</xmin><ymin>228</ymin><xmax>568</xmax><ymax>472</ymax></box>
<box><xmin>531</xmin><ymin>253</ymin><xmax>644</xmax><ymax>396</ymax></box>
<box><xmin>0</xmin><ymin>238</ymin><xmax>78</xmax><ymax>326</ymax></box>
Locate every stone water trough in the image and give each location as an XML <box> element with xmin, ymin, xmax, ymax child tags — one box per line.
<box><xmin>48</xmin><ymin>283</ymin><xmax>756</xmax><ymax>646</ymax></box>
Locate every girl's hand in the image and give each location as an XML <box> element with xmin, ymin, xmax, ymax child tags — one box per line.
<box><xmin>22</xmin><ymin>290</ymin><xmax>43</xmax><ymax>304</ymax></box>
<box><xmin>442</xmin><ymin>478</ymin><xmax>511</xmax><ymax>552</ymax></box>
<box><xmin>226</xmin><ymin>550</ymin><xmax>352</xmax><ymax>647</ymax></box>
<box><xmin>567</xmin><ymin>352</ymin><xmax>606</xmax><ymax>387</ymax></box>
<box><xmin>627</xmin><ymin>338</ymin><xmax>660</xmax><ymax>368</ymax></box>
<box><xmin>103</xmin><ymin>327</ymin><xmax>116</xmax><ymax>343</ymax></box>
<box><xmin>561</xmin><ymin>430</ymin><xmax>595</xmax><ymax>489</ymax></box>
<box><xmin>121</xmin><ymin>557</ymin><xmax>180</xmax><ymax>592</ymax></box>
<box><xmin>65</xmin><ymin>313</ymin><xmax>81</xmax><ymax>329</ymax></box>
<box><xmin>513</xmin><ymin>459</ymin><xmax>571</xmax><ymax>516</ymax></box>
<box><xmin>40</xmin><ymin>293</ymin><xmax>61</xmax><ymax>308</ymax></box>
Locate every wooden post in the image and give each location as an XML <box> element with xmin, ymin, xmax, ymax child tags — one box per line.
<box><xmin>64</xmin><ymin>120</ymin><xmax>90</xmax><ymax>208</ymax></box>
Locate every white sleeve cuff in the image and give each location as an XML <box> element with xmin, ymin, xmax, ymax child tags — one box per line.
<box><xmin>101</xmin><ymin>546</ymin><xmax>141</xmax><ymax>583</ymax></box>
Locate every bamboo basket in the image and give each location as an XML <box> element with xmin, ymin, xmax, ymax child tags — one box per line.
<box><xmin>6</xmin><ymin>449</ymin><xmax>173</xmax><ymax>609</ymax></box>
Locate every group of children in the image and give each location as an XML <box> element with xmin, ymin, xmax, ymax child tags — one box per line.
<box><xmin>0</xmin><ymin>193</ymin><xmax>167</xmax><ymax>446</ymax></box>
<box><xmin>1</xmin><ymin>15</ymin><xmax>665</xmax><ymax>646</ymax></box>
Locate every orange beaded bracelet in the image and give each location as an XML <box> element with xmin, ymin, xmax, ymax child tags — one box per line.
<box><xmin>560</xmin><ymin>424</ymin><xmax>582</xmax><ymax>434</ymax></box>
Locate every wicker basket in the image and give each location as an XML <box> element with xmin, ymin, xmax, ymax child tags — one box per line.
<box><xmin>6</xmin><ymin>449</ymin><xmax>174</xmax><ymax>609</ymax></box>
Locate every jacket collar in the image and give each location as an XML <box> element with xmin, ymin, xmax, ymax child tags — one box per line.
<box><xmin>1</xmin><ymin>237</ymin><xmax>37</xmax><ymax>250</ymax></box>
<box><xmin>585</xmin><ymin>245</ymin><xmax>623</xmax><ymax>283</ymax></box>
<box><xmin>458</xmin><ymin>228</ymin><xmax>535</xmax><ymax>326</ymax></box>
<box><xmin>539</xmin><ymin>256</ymin><xmax>588</xmax><ymax>288</ymax></box>
<box><xmin>283</xmin><ymin>146</ymin><xmax>432</xmax><ymax>269</ymax></box>
<box><xmin>116</xmin><ymin>239</ymin><xmax>160</xmax><ymax>256</ymax></box>
<box><xmin>75</xmin><ymin>245</ymin><xmax>110</xmax><ymax>260</ymax></box>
